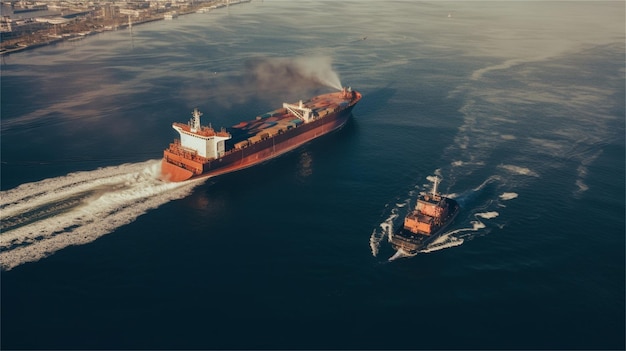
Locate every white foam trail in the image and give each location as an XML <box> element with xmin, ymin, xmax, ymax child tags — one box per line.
<box><xmin>447</xmin><ymin>220</ymin><xmax>487</xmax><ymax>239</ymax></box>
<box><xmin>369</xmin><ymin>230</ymin><xmax>381</xmax><ymax>257</ymax></box>
<box><xmin>471</xmin><ymin>220</ymin><xmax>487</xmax><ymax>231</ymax></box>
<box><xmin>575</xmin><ymin>179</ymin><xmax>589</xmax><ymax>193</ymax></box>
<box><xmin>426</xmin><ymin>175</ymin><xmax>439</xmax><ymax>183</ymax></box>
<box><xmin>419</xmin><ymin>232</ymin><xmax>464</xmax><ymax>253</ymax></box>
<box><xmin>500</xmin><ymin>134</ymin><xmax>516</xmax><ymax>140</ymax></box>
<box><xmin>574</xmin><ymin>150</ymin><xmax>601</xmax><ymax>196</ymax></box>
<box><xmin>451</xmin><ymin>160</ymin><xmax>485</xmax><ymax>168</ymax></box>
<box><xmin>499</xmin><ymin>192</ymin><xmax>518</xmax><ymax>200</ymax></box>
<box><xmin>471</xmin><ymin>57</ymin><xmax>547</xmax><ymax>81</ymax></box>
<box><xmin>498</xmin><ymin>164</ymin><xmax>539</xmax><ymax>177</ymax></box>
<box><xmin>369</xmin><ymin>210</ymin><xmax>398</xmax><ymax>257</ymax></box>
<box><xmin>380</xmin><ymin>212</ymin><xmax>397</xmax><ymax>236</ymax></box>
<box><xmin>476</xmin><ymin>211</ymin><xmax>499</xmax><ymax>219</ymax></box>
<box><xmin>472</xmin><ymin>175</ymin><xmax>502</xmax><ymax>192</ymax></box>
<box><xmin>446</xmin><ymin>192</ymin><xmax>460</xmax><ymax>199</ymax></box>
<box><xmin>0</xmin><ymin>160</ymin><xmax>204</xmax><ymax>271</ymax></box>
<box><xmin>418</xmin><ymin>213</ymin><xmax>494</xmax><ymax>254</ymax></box>
<box><xmin>388</xmin><ymin>248</ymin><xmax>415</xmax><ymax>261</ymax></box>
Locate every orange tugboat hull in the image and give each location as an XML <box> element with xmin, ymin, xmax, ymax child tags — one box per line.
<box><xmin>390</xmin><ymin>177</ymin><xmax>460</xmax><ymax>254</ymax></box>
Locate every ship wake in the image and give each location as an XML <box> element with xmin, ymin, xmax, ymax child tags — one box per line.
<box><xmin>369</xmin><ymin>196</ymin><xmax>413</xmax><ymax>258</ymax></box>
<box><xmin>388</xmin><ymin>248</ymin><xmax>415</xmax><ymax>261</ymax></box>
<box><xmin>372</xmin><ymin>175</ymin><xmax>519</xmax><ymax>261</ymax></box>
<box><xmin>386</xmin><ymin>212</ymin><xmax>492</xmax><ymax>260</ymax></box>
<box><xmin>369</xmin><ymin>206</ymin><xmax>399</xmax><ymax>257</ymax></box>
<box><xmin>0</xmin><ymin>160</ymin><xmax>203</xmax><ymax>271</ymax></box>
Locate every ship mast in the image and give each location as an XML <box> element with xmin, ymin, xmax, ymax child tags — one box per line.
<box><xmin>190</xmin><ymin>108</ymin><xmax>202</xmax><ymax>132</ymax></box>
<box><xmin>431</xmin><ymin>176</ymin><xmax>440</xmax><ymax>196</ymax></box>
<box><xmin>283</xmin><ymin>100</ymin><xmax>313</xmax><ymax>123</ymax></box>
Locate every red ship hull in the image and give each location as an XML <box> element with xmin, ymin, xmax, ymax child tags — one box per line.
<box><xmin>161</xmin><ymin>90</ymin><xmax>361</xmax><ymax>182</ymax></box>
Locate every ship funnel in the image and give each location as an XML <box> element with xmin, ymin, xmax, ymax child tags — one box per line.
<box><xmin>342</xmin><ymin>86</ymin><xmax>353</xmax><ymax>99</ymax></box>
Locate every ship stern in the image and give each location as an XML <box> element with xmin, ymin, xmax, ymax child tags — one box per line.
<box><xmin>160</xmin><ymin>159</ymin><xmax>195</xmax><ymax>182</ymax></box>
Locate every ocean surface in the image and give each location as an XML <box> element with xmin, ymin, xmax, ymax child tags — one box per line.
<box><xmin>1</xmin><ymin>1</ymin><xmax>624</xmax><ymax>349</ymax></box>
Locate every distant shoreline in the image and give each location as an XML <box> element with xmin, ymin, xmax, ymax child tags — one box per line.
<box><xmin>1</xmin><ymin>17</ymin><xmax>162</xmax><ymax>56</ymax></box>
<box><xmin>0</xmin><ymin>0</ymin><xmax>251</xmax><ymax>56</ymax></box>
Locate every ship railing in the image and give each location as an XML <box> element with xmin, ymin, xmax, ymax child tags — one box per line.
<box><xmin>167</xmin><ymin>141</ymin><xmax>209</xmax><ymax>163</ymax></box>
<box><xmin>174</xmin><ymin>122</ymin><xmax>231</xmax><ymax>138</ymax></box>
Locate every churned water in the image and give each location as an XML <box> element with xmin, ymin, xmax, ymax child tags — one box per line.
<box><xmin>1</xmin><ymin>1</ymin><xmax>624</xmax><ymax>349</ymax></box>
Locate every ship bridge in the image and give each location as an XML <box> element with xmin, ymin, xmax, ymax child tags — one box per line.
<box><xmin>172</xmin><ymin>108</ymin><xmax>231</xmax><ymax>160</ymax></box>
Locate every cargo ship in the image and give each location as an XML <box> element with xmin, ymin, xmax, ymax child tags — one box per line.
<box><xmin>161</xmin><ymin>87</ymin><xmax>362</xmax><ymax>182</ymax></box>
<box><xmin>389</xmin><ymin>177</ymin><xmax>460</xmax><ymax>254</ymax></box>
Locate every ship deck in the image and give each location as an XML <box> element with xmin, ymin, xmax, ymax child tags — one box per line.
<box><xmin>225</xmin><ymin>91</ymin><xmax>352</xmax><ymax>148</ymax></box>
<box><xmin>392</xmin><ymin>197</ymin><xmax>460</xmax><ymax>252</ymax></box>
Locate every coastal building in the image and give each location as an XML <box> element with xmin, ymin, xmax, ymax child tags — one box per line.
<box><xmin>119</xmin><ymin>8</ymin><xmax>142</xmax><ymax>17</ymax></box>
<box><xmin>101</xmin><ymin>3</ymin><xmax>119</xmax><ymax>19</ymax></box>
<box><xmin>1</xmin><ymin>16</ymin><xmax>49</xmax><ymax>39</ymax></box>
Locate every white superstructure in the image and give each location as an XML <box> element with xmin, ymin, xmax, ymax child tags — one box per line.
<box><xmin>172</xmin><ymin>108</ymin><xmax>231</xmax><ymax>160</ymax></box>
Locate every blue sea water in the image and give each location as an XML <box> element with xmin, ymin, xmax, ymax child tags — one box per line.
<box><xmin>1</xmin><ymin>1</ymin><xmax>624</xmax><ymax>349</ymax></box>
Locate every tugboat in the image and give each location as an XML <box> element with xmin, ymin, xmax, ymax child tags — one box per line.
<box><xmin>389</xmin><ymin>176</ymin><xmax>460</xmax><ymax>254</ymax></box>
